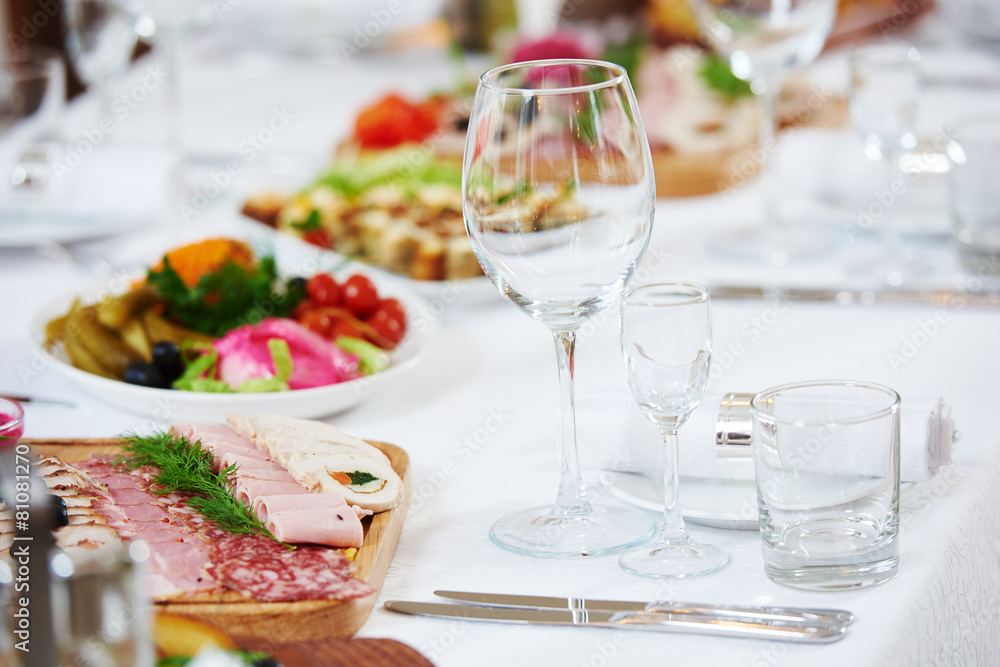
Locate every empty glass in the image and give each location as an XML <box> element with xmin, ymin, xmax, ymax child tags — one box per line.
<box><xmin>752</xmin><ymin>380</ymin><xmax>900</xmax><ymax>590</ymax></box>
<box><xmin>0</xmin><ymin>49</ymin><xmax>65</xmax><ymax>197</ymax></box>
<box><xmin>463</xmin><ymin>59</ymin><xmax>656</xmax><ymax>557</ymax></box>
<box><xmin>849</xmin><ymin>41</ymin><xmax>926</xmax><ymax>285</ymax></box>
<box><xmin>63</xmin><ymin>0</ymin><xmax>144</xmax><ymax>121</ymax></box>
<box><xmin>618</xmin><ymin>283</ymin><xmax>730</xmax><ymax>578</ymax></box>
<box><xmin>688</xmin><ymin>0</ymin><xmax>838</xmax><ymax>266</ymax></box>
<box><xmin>946</xmin><ymin>115</ymin><xmax>1000</xmax><ymax>276</ymax></box>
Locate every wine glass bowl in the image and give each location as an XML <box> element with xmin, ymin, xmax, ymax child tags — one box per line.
<box><xmin>618</xmin><ymin>282</ymin><xmax>730</xmax><ymax>578</ymax></box>
<box><xmin>687</xmin><ymin>0</ymin><xmax>838</xmax><ymax>265</ymax></box>
<box><xmin>691</xmin><ymin>0</ymin><xmax>837</xmax><ymax>85</ymax></box>
<box><xmin>463</xmin><ymin>59</ymin><xmax>656</xmax><ymax>557</ymax></box>
<box><xmin>63</xmin><ymin>0</ymin><xmax>142</xmax><ymax>92</ymax></box>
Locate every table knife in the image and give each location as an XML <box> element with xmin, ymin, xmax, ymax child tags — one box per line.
<box><xmin>0</xmin><ymin>394</ymin><xmax>75</xmax><ymax>407</ymax></box>
<box><xmin>434</xmin><ymin>590</ymin><xmax>853</xmax><ymax>627</ymax></box>
<box><xmin>384</xmin><ymin>600</ymin><xmax>851</xmax><ymax>643</ymax></box>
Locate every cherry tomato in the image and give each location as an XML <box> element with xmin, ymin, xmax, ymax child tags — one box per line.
<box><xmin>329</xmin><ymin>318</ymin><xmax>364</xmax><ymax>340</ymax></box>
<box><xmin>366</xmin><ymin>299</ymin><xmax>407</xmax><ymax>346</ymax></box>
<box><xmin>292</xmin><ymin>300</ymin><xmax>314</xmax><ymax>320</ymax></box>
<box><xmin>342</xmin><ymin>274</ymin><xmax>380</xmax><ymax>318</ymax></box>
<box><xmin>367</xmin><ymin>311</ymin><xmax>405</xmax><ymax>346</ymax></box>
<box><xmin>302</xmin><ymin>229</ymin><xmax>333</xmax><ymax>249</ymax></box>
<box><xmin>376</xmin><ymin>298</ymin><xmax>406</xmax><ymax>328</ymax></box>
<box><xmin>306</xmin><ymin>273</ymin><xmax>341</xmax><ymax>307</ymax></box>
<box><xmin>300</xmin><ymin>310</ymin><xmax>334</xmax><ymax>336</ymax></box>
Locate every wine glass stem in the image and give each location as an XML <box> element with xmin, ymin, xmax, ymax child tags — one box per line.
<box><xmin>550</xmin><ymin>329</ymin><xmax>591</xmax><ymax>517</ymax></box>
<box><xmin>658</xmin><ymin>428</ymin><xmax>690</xmax><ymax>544</ymax></box>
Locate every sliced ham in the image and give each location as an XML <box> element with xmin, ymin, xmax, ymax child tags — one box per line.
<box><xmin>233</xmin><ymin>478</ymin><xmax>310</xmax><ymax>506</ymax></box>
<box><xmin>209</xmin><ymin>443</ymin><xmax>271</xmax><ymax>463</ymax></box>
<box><xmin>169</xmin><ymin>422</ymin><xmax>258</xmax><ymax>452</ymax></box>
<box><xmin>218</xmin><ymin>453</ymin><xmax>284</xmax><ymax>474</ymax></box>
<box><xmin>236</xmin><ymin>467</ymin><xmax>299</xmax><ymax>484</ymax></box>
<box><xmin>252</xmin><ymin>493</ymin><xmax>348</xmax><ymax>523</ymax></box>
<box><xmin>266</xmin><ymin>508</ymin><xmax>363</xmax><ymax>548</ymax></box>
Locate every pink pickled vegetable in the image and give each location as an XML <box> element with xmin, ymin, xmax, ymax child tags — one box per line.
<box><xmin>214</xmin><ymin>318</ymin><xmax>360</xmax><ymax>390</ymax></box>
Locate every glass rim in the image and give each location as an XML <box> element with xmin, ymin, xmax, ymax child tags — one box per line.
<box><xmin>622</xmin><ymin>281</ymin><xmax>709</xmax><ymax>306</ymax></box>
<box><xmin>478</xmin><ymin>58</ymin><xmax>627</xmax><ymax>96</ymax></box>
<box><xmin>751</xmin><ymin>380</ymin><xmax>900</xmax><ymax>426</ymax></box>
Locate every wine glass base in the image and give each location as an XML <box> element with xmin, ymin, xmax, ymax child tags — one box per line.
<box><xmin>711</xmin><ymin>226</ymin><xmax>838</xmax><ymax>268</ymax></box>
<box><xmin>618</xmin><ymin>540</ymin><xmax>731</xmax><ymax>579</ymax></box>
<box><xmin>489</xmin><ymin>505</ymin><xmax>655</xmax><ymax>558</ymax></box>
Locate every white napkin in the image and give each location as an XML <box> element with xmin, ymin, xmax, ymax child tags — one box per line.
<box><xmin>580</xmin><ymin>391</ymin><xmax>954</xmax><ymax>484</ymax></box>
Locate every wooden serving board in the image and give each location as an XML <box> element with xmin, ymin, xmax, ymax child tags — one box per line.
<box><xmin>24</xmin><ymin>438</ymin><xmax>410</xmax><ymax>645</ymax></box>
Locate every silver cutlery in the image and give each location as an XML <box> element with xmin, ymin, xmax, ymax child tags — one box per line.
<box><xmin>0</xmin><ymin>393</ymin><xmax>75</xmax><ymax>407</ymax></box>
<box><xmin>384</xmin><ymin>591</ymin><xmax>854</xmax><ymax>643</ymax></box>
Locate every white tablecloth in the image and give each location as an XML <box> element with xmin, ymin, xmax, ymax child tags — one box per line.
<box><xmin>2</xmin><ymin>8</ymin><xmax>999</xmax><ymax>666</ymax></box>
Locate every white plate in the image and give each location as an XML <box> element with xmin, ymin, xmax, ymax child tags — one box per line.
<box><xmin>30</xmin><ymin>272</ymin><xmax>436</xmax><ymax>422</ymax></box>
<box><xmin>602</xmin><ymin>471</ymin><xmax>759</xmax><ymax>531</ymax></box>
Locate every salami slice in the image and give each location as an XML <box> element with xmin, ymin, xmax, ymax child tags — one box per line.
<box><xmin>209</xmin><ymin>534</ymin><xmax>375</xmax><ymax>602</ymax></box>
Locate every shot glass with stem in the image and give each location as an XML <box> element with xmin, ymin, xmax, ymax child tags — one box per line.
<box><xmin>618</xmin><ymin>282</ymin><xmax>730</xmax><ymax>578</ymax></box>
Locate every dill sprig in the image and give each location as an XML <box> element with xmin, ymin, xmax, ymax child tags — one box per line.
<box><xmin>115</xmin><ymin>431</ymin><xmax>281</xmax><ymax>543</ymax></box>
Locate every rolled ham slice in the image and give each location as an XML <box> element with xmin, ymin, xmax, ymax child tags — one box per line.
<box><xmin>252</xmin><ymin>492</ymin><xmax>347</xmax><ymax>523</ymax></box>
<box><xmin>170</xmin><ymin>422</ymin><xmax>258</xmax><ymax>452</ymax></box>
<box><xmin>233</xmin><ymin>478</ymin><xmax>309</xmax><ymax>505</ymax></box>
<box><xmin>237</xmin><ymin>467</ymin><xmax>299</xmax><ymax>484</ymax></box>
<box><xmin>266</xmin><ymin>508</ymin><xmax>364</xmax><ymax>548</ymax></box>
<box><xmin>204</xmin><ymin>444</ymin><xmax>271</xmax><ymax>472</ymax></box>
<box><xmin>218</xmin><ymin>452</ymin><xmax>285</xmax><ymax>474</ymax></box>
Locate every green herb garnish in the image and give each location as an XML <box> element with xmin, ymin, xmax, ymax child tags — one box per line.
<box><xmin>147</xmin><ymin>254</ymin><xmax>305</xmax><ymax>337</ymax></box>
<box><xmin>496</xmin><ymin>178</ymin><xmax>532</xmax><ymax>205</ymax></box>
<box><xmin>115</xmin><ymin>431</ymin><xmax>281</xmax><ymax>543</ymax></box>
<box><xmin>345</xmin><ymin>471</ymin><xmax>380</xmax><ymax>486</ymax></box>
<box><xmin>290</xmin><ymin>209</ymin><xmax>321</xmax><ymax>231</ymax></box>
<box><xmin>699</xmin><ymin>53</ymin><xmax>753</xmax><ymax>100</ymax></box>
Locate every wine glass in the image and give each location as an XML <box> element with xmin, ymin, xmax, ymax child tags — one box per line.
<box><xmin>618</xmin><ymin>282</ymin><xmax>729</xmax><ymax>578</ymax></box>
<box><xmin>463</xmin><ymin>59</ymin><xmax>657</xmax><ymax>557</ymax></box>
<box><xmin>1</xmin><ymin>48</ymin><xmax>65</xmax><ymax>196</ymax></box>
<box><xmin>63</xmin><ymin>0</ymin><xmax>144</xmax><ymax>122</ymax></box>
<box><xmin>688</xmin><ymin>0</ymin><xmax>838</xmax><ymax>266</ymax></box>
<box><xmin>136</xmin><ymin>0</ymin><xmax>215</xmax><ymax>149</ymax></box>
<box><xmin>849</xmin><ymin>41</ymin><xmax>925</xmax><ymax>286</ymax></box>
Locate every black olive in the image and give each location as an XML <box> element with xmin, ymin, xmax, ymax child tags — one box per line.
<box><xmin>287</xmin><ymin>276</ymin><xmax>307</xmax><ymax>294</ymax></box>
<box><xmin>123</xmin><ymin>361</ymin><xmax>166</xmax><ymax>388</ymax></box>
<box><xmin>251</xmin><ymin>658</ymin><xmax>280</xmax><ymax>667</ymax></box>
<box><xmin>151</xmin><ymin>341</ymin><xmax>184</xmax><ymax>382</ymax></box>
<box><xmin>50</xmin><ymin>495</ymin><xmax>69</xmax><ymax>529</ymax></box>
